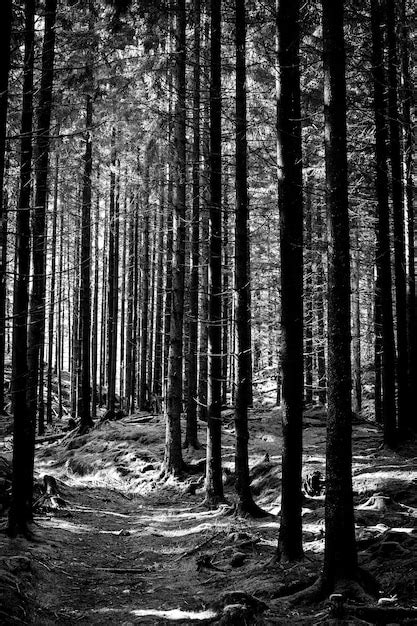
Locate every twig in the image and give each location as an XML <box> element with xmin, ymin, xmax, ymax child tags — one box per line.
<box><xmin>95</xmin><ymin>567</ymin><xmax>146</xmax><ymax>574</ymax></box>
<box><xmin>174</xmin><ymin>529</ymin><xmax>224</xmax><ymax>562</ymax></box>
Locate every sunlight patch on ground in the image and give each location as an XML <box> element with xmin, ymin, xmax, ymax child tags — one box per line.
<box><xmin>41</xmin><ymin>518</ymin><xmax>94</xmax><ymax>535</ymax></box>
<box><xmin>131</xmin><ymin>608</ymin><xmax>217</xmax><ymax>621</ymax></box>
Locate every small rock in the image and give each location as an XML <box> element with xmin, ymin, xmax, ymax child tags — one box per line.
<box><xmin>118</xmin><ymin>529</ymin><xmax>131</xmax><ymax>537</ymax></box>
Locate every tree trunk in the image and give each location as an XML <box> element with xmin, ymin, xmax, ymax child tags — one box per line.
<box><xmin>304</xmin><ymin>186</ymin><xmax>313</xmax><ymax>405</ymax></box>
<box><xmin>79</xmin><ymin>87</ymin><xmax>93</xmax><ymax>432</ymax></box>
<box><xmin>234</xmin><ymin>0</ymin><xmax>263</xmax><ymax>517</ymax></box>
<box><xmin>185</xmin><ymin>0</ymin><xmax>201</xmax><ymax>449</ymax></box>
<box><xmin>46</xmin><ymin>153</ymin><xmax>59</xmax><ymax>425</ymax></box>
<box><xmin>8</xmin><ymin>0</ymin><xmax>36</xmax><ymax>537</ymax></box>
<box><xmin>371</xmin><ymin>0</ymin><xmax>397</xmax><ymax>445</ymax></box>
<box><xmin>351</xmin><ymin>215</ymin><xmax>361</xmax><ymax>415</ymax></box>
<box><xmin>276</xmin><ymin>0</ymin><xmax>304</xmax><ymax>561</ymax></box>
<box><xmin>316</xmin><ymin>204</ymin><xmax>327</xmax><ymax>405</ymax></box>
<box><xmin>106</xmin><ymin>128</ymin><xmax>118</xmax><ymax>418</ymax></box>
<box><xmin>140</xmin><ymin>152</ymin><xmax>151</xmax><ymax>409</ymax></box>
<box><xmin>400</xmin><ymin>0</ymin><xmax>416</xmax><ymax>427</ymax></box>
<box><xmin>91</xmin><ymin>167</ymin><xmax>100</xmax><ymax>417</ymax></box>
<box><xmin>28</xmin><ymin>0</ymin><xmax>57</xmax><ymax>436</ymax></box>
<box><xmin>205</xmin><ymin>0</ymin><xmax>224</xmax><ymax>505</ymax></box>
<box><xmin>0</xmin><ymin>0</ymin><xmax>12</xmax><ymax>415</ymax></box>
<box><xmin>386</xmin><ymin>0</ymin><xmax>409</xmax><ymax>436</ymax></box>
<box><xmin>153</xmin><ymin>165</ymin><xmax>165</xmax><ymax>396</ymax></box>
<box><xmin>164</xmin><ymin>0</ymin><xmax>187</xmax><ymax>475</ymax></box>
<box><xmin>321</xmin><ymin>0</ymin><xmax>357</xmax><ymax>590</ymax></box>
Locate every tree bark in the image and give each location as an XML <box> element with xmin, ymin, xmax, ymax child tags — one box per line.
<box><xmin>8</xmin><ymin>0</ymin><xmax>36</xmax><ymax>537</ymax></box>
<box><xmin>0</xmin><ymin>0</ymin><xmax>12</xmax><ymax>415</ymax></box>
<box><xmin>276</xmin><ymin>0</ymin><xmax>304</xmax><ymax>561</ymax></box>
<box><xmin>205</xmin><ymin>0</ymin><xmax>224</xmax><ymax>505</ymax></box>
<box><xmin>28</xmin><ymin>0</ymin><xmax>57</xmax><ymax>436</ymax></box>
<box><xmin>234</xmin><ymin>0</ymin><xmax>263</xmax><ymax>517</ymax></box>
<box><xmin>386</xmin><ymin>0</ymin><xmax>409</xmax><ymax>436</ymax></box>
<box><xmin>79</xmin><ymin>88</ymin><xmax>93</xmax><ymax>432</ymax></box>
<box><xmin>321</xmin><ymin>0</ymin><xmax>357</xmax><ymax>591</ymax></box>
<box><xmin>185</xmin><ymin>0</ymin><xmax>201</xmax><ymax>450</ymax></box>
<box><xmin>371</xmin><ymin>0</ymin><xmax>397</xmax><ymax>445</ymax></box>
<box><xmin>164</xmin><ymin>0</ymin><xmax>187</xmax><ymax>475</ymax></box>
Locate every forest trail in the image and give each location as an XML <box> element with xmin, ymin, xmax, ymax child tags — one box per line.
<box><xmin>2</xmin><ymin>407</ymin><xmax>417</xmax><ymax>624</ymax></box>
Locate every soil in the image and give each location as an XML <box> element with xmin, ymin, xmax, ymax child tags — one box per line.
<box><xmin>1</xmin><ymin>399</ymin><xmax>417</xmax><ymax>624</ymax></box>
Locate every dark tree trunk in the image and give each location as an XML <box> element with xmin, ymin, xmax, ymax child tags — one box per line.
<box><xmin>386</xmin><ymin>0</ymin><xmax>409</xmax><ymax>436</ymax></box>
<box><xmin>8</xmin><ymin>0</ymin><xmax>36</xmax><ymax>537</ymax></box>
<box><xmin>79</xmin><ymin>88</ymin><xmax>93</xmax><ymax>432</ymax></box>
<box><xmin>119</xmin><ymin>184</ymin><xmax>127</xmax><ymax>407</ymax></box>
<box><xmin>163</xmin><ymin>0</ymin><xmax>186</xmax><ymax>475</ymax></box>
<box><xmin>140</xmin><ymin>153</ymin><xmax>151</xmax><ymax>410</ymax></box>
<box><xmin>205</xmin><ymin>0</ymin><xmax>224</xmax><ymax>505</ymax></box>
<box><xmin>371</xmin><ymin>0</ymin><xmax>397</xmax><ymax>445</ymax></box>
<box><xmin>28</xmin><ymin>0</ymin><xmax>57</xmax><ymax>436</ymax></box>
<box><xmin>276</xmin><ymin>0</ymin><xmax>304</xmax><ymax>561</ymax></box>
<box><xmin>125</xmin><ymin>196</ymin><xmax>135</xmax><ymax>411</ymax></box>
<box><xmin>185</xmin><ymin>0</ymin><xmax>201</xmax><ymax>450</ymax></box>
<box><xmin>321</xmin><ymin>0</ymin><xmax>357</xmax><ymax>591</ymax></box>
<box><xmin>91</xmin><ymin>168</ymin><xmax>100</xmax><ymax>417</ymax></box>
<box><xmin>106</xmin><ymin>128</ymin><xmax>119</xmax><ymax>418</ymax></box>
<box><xmin>153</xmin><ymin>166</ymin><xmax>165</xmax><ymax>396</ymax></box>
<box><xmin>99</xmin><ymin>213</ymin><xmax>108</xmax><ymax>407</ymax></box>
<box><xmin>234</xmin><ymin>0</ymin><xmax>263</xmax><ymax>517</ymax></box>
<box><xmin>0</xmin><ymin>0</ymin><xmax>12</xmax><ymax>415</ymax></box>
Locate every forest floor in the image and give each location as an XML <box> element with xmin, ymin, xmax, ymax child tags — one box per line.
<box><xmin>1</xmin><ymin>392</ymin><xmax>417</xmax><ymax>624</ymax></box>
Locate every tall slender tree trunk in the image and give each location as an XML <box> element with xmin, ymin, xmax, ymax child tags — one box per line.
<box><xmin>0</xmin><ymin>0</ymin><xmax>12</xmax><ymax>415</ymax></box>
<box><xmin>185</xmin><ymin>0</ymin><xmax>201</xmax><ymax>449</ymax></box>
<box><xmin>316</xmin><ymin>204</ymin><xmax>327</xmax><ymax>405</ymax></box>
<box><xmin>351</xmin><ymin>215</ymin><xmax>361</xmax><ymax>415</ymax></box>
<box><xmin>106</xmin><ymin>128</ymin><xmax>118</xmax><ymax>418</ymax></box>
<box><xmin>46</xmin><ymin>153</ymin><xmax>59</xmax><ymax>425</ymax></box>
<box><xmin>8</xmin><ymin>0</ymin><xmax>36</xmax><ymax>537</ymax></box>
<box><xmin>400</xmin><ymin>0</ymin><xmax>416</xmax><ymax>426</ymax></box>
<box><xmin>205</xmin><ymin>0</ymin><xmax>224</xmax><ymax>505</ymax></box>
<box><xmin>28</xmin><ymin>0</ymin><xmax>57</xmax><ymax>436</ymax></box>
<box><xmin>153</xmin><ymin>167</ymin><xmax>165</xmax><ymax>397</ymax></box>
<box><xmin>140</xmin><ymin>152</ymin><xmax>151</xmax><ymax>409</ymax></box>
<box><xmin>371</xmin><ymin>0</ymin><xmax>397</xmax><ymax>445</ymax></box>
<box><xmin>79</xmin><ymin>87</ymin><xmax>93</xmax><ymax>432</ymax></box>
<box><xmin>276</xmin><ymin>0</ymin><xmax>304</xmax><ymax>561</ymax></box>
<box><xmin>234</xmin><ymin>0</ymin><xmax>264</xmax><ymax>517</ymax></box>
<box><xmin>91</xmin><ymin>168</ymin><xmax>100</xmax><ymax>417</ymax></box>
<box><xmin>386</xmin><ymin>0</ymin><xmax>409</xmax><ymax>436</ymax></box>
<box><xmin>321</xmin><ymin>0</ymin><xmax>357</xmax><ymax>591</ymax></box>
<box><xmin>164</xmin><ymin>0</ymin><xmax>187</xmax><ymax>475</ymax></box>
<box><xmin>198</xmin><ymin>13</ymin><xmax>210</xmax><ymax>423</ymax></box>
<box><xmin>304</xmin><ymin>185</ymin><xmax>313</xmax><ymax>405</ymax></box>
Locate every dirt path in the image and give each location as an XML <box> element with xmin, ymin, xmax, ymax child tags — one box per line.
<box><xmin>2</xmin><ymin>409</ymin><xmax>417</xmax><ymax>624</ymax></box>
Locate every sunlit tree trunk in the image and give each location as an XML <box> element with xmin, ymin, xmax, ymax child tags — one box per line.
<box><xmin>371</xmin><ymin>0</ymin><xmax>396</xmax><ymax>445</ymax></box>
<box><xmin>185</xmin><ymin>0</ymin><xmax>201</xmax><ymax>449</ymax></box>
<box><xmin>205</xmin><ymin>0</ymin><xmax>224</xmax><ymax>505</ymax></box>
<box><xmin>386</xmin><ymin>0</ymin><xmax>409</xmax><ymax>436</ymax></box>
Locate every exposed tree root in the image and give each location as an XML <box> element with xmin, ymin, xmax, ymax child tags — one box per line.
<box><xmin>223</xmin><ymin>500</ymin><xmax>273</xmax><ymax>519</ymax></box>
